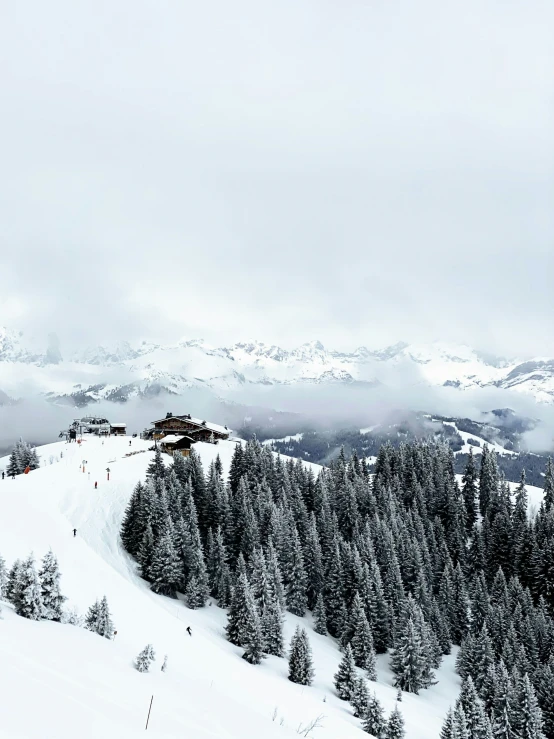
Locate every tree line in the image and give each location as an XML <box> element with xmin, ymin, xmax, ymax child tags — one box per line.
<box><xmin>120</xmin><ymin>439</ymin><xmax>554</xmax><ymax>738</ymax></box>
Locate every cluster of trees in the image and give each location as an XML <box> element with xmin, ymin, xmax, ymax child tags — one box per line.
<box><xmin>1</xmin><ymin>549</ymin><xmax>116</xmax><ymax>641</ymax></box>
<box><xmin>6</xmin><ymin>439</ymin><xmax>40</xmax><ymax>476</ymax></box>
<box><xmin>120</xmin><ymin>438</ymin><xmax>554</xmax><ymax>737</ymax></box>
<box><xmin>2</xmin><ymin>550</ymin><xmax>65</xmax><ymax>620</ymax></box>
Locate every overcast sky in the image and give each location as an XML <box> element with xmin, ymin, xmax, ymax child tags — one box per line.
<box><xmin>1</xmin><ymin>0</ymin><xmax>553</xmax><ymax>357</ymax></box>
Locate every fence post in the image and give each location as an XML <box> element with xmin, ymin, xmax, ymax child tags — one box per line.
<box><xmin>145</xmin><ymin>695</ymin><xmax>154</xmax><ymax>730</ymax></box>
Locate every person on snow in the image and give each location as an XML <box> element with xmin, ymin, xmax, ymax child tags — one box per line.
<box><xmin>73</xmin><ymin>528</ymin><xmax>77</xmax><ymax>537</ymax></box>
<box><xmin>1</xmin><ymin>471</ymin><xmax>4</xmax><ymax>479</ymax></box>
<box><xmin>94</xmin><ymin>481</ymin><xmax>98</xmax><ymax>489</ymax></box>
<box><xmin>186</xmin><ymin>626</ymin><xmax>192</xmax><ymax>637</ymax></box>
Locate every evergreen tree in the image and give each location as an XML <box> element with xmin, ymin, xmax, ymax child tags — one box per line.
<box><xmin>226</xmin><ymin>573</ymin><xmax>256</xmax><ymax>647</ymax></box>
<box><xmin>0</xmin><ymin>554</ymin><xmax>7</xmax><ymax>599</ymax></box>
<box><xmin>514</xmin><ymin>673</ymin><xmax>545</xmax><ymax>739</ymax></box>
<box><xmin>285</xmin><ymin>528</ymin><xmax>308</xmax><ymax>616</ymax></box>
<box><xmin>441</xmin><ymin>708</ymin><xmax>456</xmax><ymax>739</ymax></box>
<box><xmin>363</xmin><ymin>692</ymin><xmax>386</xmax><ymax>737</ymax></box>
<box><xmin>390</xmin><ymin>617</ymin><xmax>436</xmax><ymax>694</ymax></box>
<box><xmin>161</xmin><ymin>654</ymin><xmax>168</xmax><ymax>672</ymax></box>
<box><xmin>241</xmin><ymin>589</ymin><xmax>264</xmax><ymax>665</ymax></box>
<box><xmin>135</xmin><ymin>644</ymin><xmax>156</xmax><ymax>672</ymax></box>
<box><xmin>288</xmin><ymin>626</ymin><xmax>314</xmax><ymax>686</ymax></box>
<box><xmin>146</xmin><ymin>447</ymin><xmax>166</xmax><ymax>480</ymax></box>
<box><xmin>313</xmin><ymin>592</ymin><xmax>327</xmax><ymax>635</ymax></box>
<box><xmin>334</xmin><ymin>644</ymin><xmax>357</xmax><ymax>700</ymax></box>
<box><xmin>543</xmin><ymin>458</ymin><xmax>554</xmax><ymax>511</ymax></box>
<box><xmin>150</xmin><ymin>531</ymin><xmax>183</xmax><ymax>598</ymax></box>
<box><xmin>16</xmin><ymin>554</ymin><xmax>44</xmax><ymax>620</ymax></box>
<box><xmin>462</xmin><ymin>449</ymin><xmax>479</xmax><ymax>531</ymax></box>
<box><xmin>385</xmin><ymin>705</ymin><xmax>405</xmax><ymax>739</ymax></box>
<box><xmin>350</xmin><ymin>676</ymin><xmax>370</xmax><ymax>718</ymax></box>
<box><xmin>85</xmin><ymin>596</ymin><xmax>114</xmax><ymax>639</ymax></box>
<box><xmin>6</xmin><ymin>558</ymin><xmax>23</xmax><ymax>608</ymax></box>
<box><xmin>261</xmin><ymin>594</ymin><xmax>284</xmax><ymax>657</ymax></box>
<box><xmin>39</xmin><ymin>549</ymin><xmax>66</xmax><ymax>621</ymax></box>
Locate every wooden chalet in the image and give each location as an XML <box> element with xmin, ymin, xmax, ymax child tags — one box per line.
<box><xmin>159</xmin><ymin>434</ymin><xmax>195</xmax><ymax>457</ymax></box>
<box><xmin>150</xmin><ymin>414</ymin><xmax>230</xmax><ymax>444</ymax></box>
<box><xmin>110</xmin><ymin>423</ymin><xmax>126</xmax><ymax>436</ymax></box>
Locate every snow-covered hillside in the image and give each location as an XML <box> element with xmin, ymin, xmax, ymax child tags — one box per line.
<box><xmin>0</xmin><ymin>436</ymin><xmax>459</xmax><ymax>739</ymax></box>
<box><xmin>0</xmin><ymin>327</ymin><xmax>553</xmax><ymax>406</ymax></box>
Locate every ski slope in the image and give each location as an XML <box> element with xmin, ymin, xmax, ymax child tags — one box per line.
<box><xmin>0</xmin><ymin>436</ymin><xmax>458</xmax><ymax>739</ymax></box>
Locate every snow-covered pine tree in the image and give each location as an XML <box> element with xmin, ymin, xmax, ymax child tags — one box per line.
<box><xmin>461</xmin><ymin>449</ymin><xmax>478</xmax><ymax>531</ymax></box>
<box><xmin>288</xmin><ymin>626</ymin><xmax>314</xmax><ymax>686</ymax></box>
<box><xmin>241</xmin><ymin>587</ymin><xmax>264</xmax><ymax>665</ymax></box>
<box><xmin>455</xmin><ymin>676</ymin><xmax>492</xmax><ymax>739</ymax></box>
<box><xmin>285</xmin><ymin>527</ymin><xmax>308</xmax><ymax>616</ymax></box>
<box><xmin>313</xmin><ymin>592</ymin><xmax>327</xmax><ymax>635</ymax></box>
<box><xmin>6</xmin><ymin>440</ymin><xmax>24</xmax><ymax>476</ymax></box>
<box><xmin>350</xmin><ymin>676</ymin><xmax>370</xmax><ymax>718</ymax></box>
<box><xmin>513</xmin><ymin>673</ymin><xmax>545</xmax><ymax>739</ymax></box>
<box><xmin>39</xmin><ymin>549</ymin><xmax>66</xmax><ymax>621</ymax></box>
<box><xmin>16</xmin><ymin>554</ymin><xmax>44</xmax><ymax>620</ymax></box>
<box><xmin>390</xmin><ymin>617</ymin><xmax>434</xmax><ymax>694</ymax></box>
<box><xmin>350</xmin><ymin>599</ymin><xmax>377</xmax><ymax>672</ymax></box>
<box><xmin>334</xmin><ymin>643</ymin><xmax>357</xmax><ymax>701</ymax></box>
<box><xmin>385</xmin><ymin>704</ymin><xmax>406</xmax><ymax>739</ymax></box>
<box><xmin>226</xmin><ymin>572</ymin><xmax>255</xmax><ymax>647</ymax></box>
<box><xmin>86</xmin><ymin>596</ymin><xmax>115</xmax><ymax>639</ymax></box>
<box><xmin>0</xmin><ymin>554</ymin><xmax>7</xmax><ymax>599</ymax></box>
<box><xmin>441</xmin><ymin>708</ymin><xmax>456</xmax><ymax>739</ymax></box>
<box><xmin>362</xmin><ymin>692</ymin><xmax>386</xmax><ymax>737</ymax></box>
<box><xmin>146</xmin><ymin>447</ymin><xmax>166</xmax><ymax>480</ymax></box>
<box><xmin>150</xmin><ymin>531</ymin><xmax>183</xmax><ymax>598</ymax></box>
<box><xmin>261</xmin><ymin>593</ymin><xmax>284</xmax><ymax>657</ymax></box>
<box><xmin>543</xmin><ymin>457</ymin><xmax>554</xmax><ymax>511</ymax></box>
<box><xmin>135</xmin><ymin>644</ymin><xmax>156</xmax><ymax>672</ymax></box>
<box><xmin>120</xmin><ymin>482</ymin><xmax>147</xmax><ymax>556</ymax></box>
<box><xmin>138</xmin><ymin>522</ymin><xmax>156</xmax><ymax>581</ymax></box>
<box><xmin>6</xmin><ymin>559</ymin><xmax>23</xmax><ymax>608</ymax></box>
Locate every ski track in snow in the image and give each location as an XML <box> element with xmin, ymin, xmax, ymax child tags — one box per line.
<box><xmin>0</xmin><ymin>435</ymin><xmax>466</xmax><ymax>738</ymax></box>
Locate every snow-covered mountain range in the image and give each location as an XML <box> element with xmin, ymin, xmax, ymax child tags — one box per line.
<box><xmin>0</xmin><ymin>327</ymin><xmax>553</xmax><ymax>406</ymax></box>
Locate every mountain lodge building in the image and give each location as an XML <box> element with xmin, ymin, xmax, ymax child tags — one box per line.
<box><xmin>147</xmin><ymin>413</ymin><xmax>231</xmax><ymax>455</ymax></box>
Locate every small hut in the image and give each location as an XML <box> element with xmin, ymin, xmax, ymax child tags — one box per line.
<box><xmin>159</xmin><ymin>435</ymin><xmax>195</xmax><ymax>457</ymax></box>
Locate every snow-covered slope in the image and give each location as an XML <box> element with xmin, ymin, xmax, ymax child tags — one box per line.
<box><xmin>0</xmin><ymin>436</ymin><xmax>458</xmax><ymax>739</ymax></box>
<box><xmin>0</xmin><ymin>328</ymin><xmax>553</xmax><ymax>407</ymax></box>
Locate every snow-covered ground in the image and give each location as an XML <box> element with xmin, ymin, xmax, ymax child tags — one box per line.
<box><xmin>441</xmin><ymin>421</ymin><xmax>516</xmax><ymax>456</ymax></box>
<box><xmin>262</xmin><ymin>433</ymin><xmax>305</xmax><ymax>446</ymax></box>
<box><xmin>0</xmin><ymin>436</ymin><xmax>461</xmax><ymax>739</ymax></box>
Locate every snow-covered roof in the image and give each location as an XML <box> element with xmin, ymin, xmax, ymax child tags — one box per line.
<box><xmin>110</xmin><ymin>423</ymin><xmax>126</xmax><ymax>428</ymax></box>
<box><xmin>160</xmin><ymin>435</ymin><xmax>194</xmax><ymax>445</ymax></box>
<box><xmin>152</xmin><ymin>416</ymin><xmax>230</xmax><ymax>435</ymax></box>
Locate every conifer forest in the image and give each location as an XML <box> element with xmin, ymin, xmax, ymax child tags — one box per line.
<box><xmin>121</xmin><ymin>440</ymin><xmax>554</xmax><ymax>738</ymax></box>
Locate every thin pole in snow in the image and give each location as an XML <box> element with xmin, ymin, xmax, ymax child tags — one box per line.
<box><xmin>145</xmin><ymin>695</ymin><xmax>154</xmax><ymax>730</ymax></box>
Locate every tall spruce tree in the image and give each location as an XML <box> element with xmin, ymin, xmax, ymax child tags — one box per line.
<box><xmin>39</xmin><ymin>549</ymin><xmax>66</xmax><ymax>621</ymax></box>
<box><xmin>16</xmin><ymin>554</ymin><xmax>44</xmax><ymax>620</ymax></box>
<box><xmin>288</xmin><ymin>626</ymin><xmax>314</xmax><ymax>686</ymax></box>
<box><xmin>334</xmin><ymin>644</ymin><xmax>357</xmax><ymax>700</ymax></box>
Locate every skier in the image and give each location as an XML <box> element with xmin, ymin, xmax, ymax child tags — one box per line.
<box><xmin>186</xmin><ymin>626</ymin><xmax>192</xmax><ymax>637</ymax></box>
<box><xmin>73</xmin><ymin>528</ymin><xmax>77</xmax><ymax>537</ymax></box>
<box><xmin>129</xmin><ymin>440</ymin><xmax>132</xmax><ymax>446</ymax></box>
<box><xmin>1</xmin><ymin>471</ymin><xmax>4</xmax><ymax>480</ymax></box>
<box><xmin>94</xmin><ymin>481</ymin><xmax>98</xmax><ymax>490</ymax></box>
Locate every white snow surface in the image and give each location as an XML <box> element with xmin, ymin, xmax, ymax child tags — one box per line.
<box><xmin>440</xmin><ymin>421</ymin><xmax>517</xmax><ymax>456</ymax></box>
<box><xmin>0</xmin><ymin>436</ymin><xmax>459</xmax><ymax>739</ymax></box>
